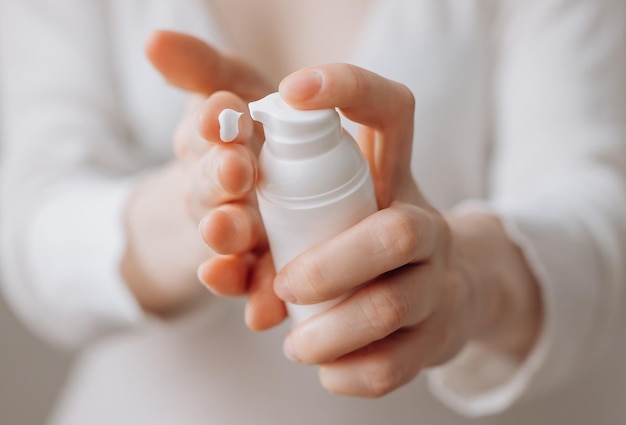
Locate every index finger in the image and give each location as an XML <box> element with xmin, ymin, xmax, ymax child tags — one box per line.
<box><xmin>279</xmin><ymin>64</ymin><xmax>415</xmax><ymax>133</ymax></box>
<box><xmin>278</xmin><ymin>64</ymin><xmax>416</xmax><ymax>207</ymax></box>
<box><xmin>274</xmin><ymin>203</ymin><xmax>437</xmax><ymax>305</ymax></box>
<box><xmin>146</xmin><ymin>30</ymin><xmax>273</xmax><ymax>100</ymax></box>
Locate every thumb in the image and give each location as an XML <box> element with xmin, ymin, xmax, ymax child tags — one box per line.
<box><xmin>145</xmin><ymin>30</ymin><xmax>272</xmax><ymax>100</ymax></box>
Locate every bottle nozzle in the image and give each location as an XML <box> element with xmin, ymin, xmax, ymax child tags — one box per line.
<box><xmin>248</xmin><ymin>93</ymin><xmax>341</xmax><ymax>159</ymax></box>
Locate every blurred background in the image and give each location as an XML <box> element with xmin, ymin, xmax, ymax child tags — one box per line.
<box><xmin>0</xmin><ymin>293</ymin><xmax>72</xmax><ymax>425</ymax></box>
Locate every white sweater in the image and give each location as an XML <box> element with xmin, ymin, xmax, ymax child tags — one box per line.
<box><xmin>1</xmin><ymin>0</ymin><xmax>626</xmax><ymax>424</ymax></box>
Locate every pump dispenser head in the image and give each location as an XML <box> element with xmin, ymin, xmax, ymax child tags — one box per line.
<box><xmin>248</xmin><ymin>93</ymin><xmax>341</xmax><ymax>160</ymax></box>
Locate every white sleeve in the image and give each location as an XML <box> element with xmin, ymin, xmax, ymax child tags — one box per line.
<box><xmin>0</xmin><ymin>0</ymin><xmax>148</xmax><ymax>348</ymax></box>
<box><xmin>427</xmin><ymin>0</ymin><xmax>626</xmax><ymax>416</ymax></box>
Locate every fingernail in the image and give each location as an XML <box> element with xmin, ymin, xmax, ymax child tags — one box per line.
<box><xmin>212</xmin><ymin>153</ymin><xmax>254</xmax><ymax>195</ymax></box>
<box><xmin>240</xmin><ymin>156</ymin><xmax>255</xmax><ymax>193</ymax></box>
<box><xmin>279</xmin><ymin>70</ymin><xmax>323</xmax><ymax>102</ymax></box>
<box><xmin>198</xmin><ymin>215</ymin><xmax>209</xmax><ymax>236</ymax></box>
<box><xmin>274</xmin><ymin>274</ymin><xmax>296</xmax><ymax>303</ymax></box>
<box><xmin>197</xmin><ymin>262</ymin><xmax>216</xmax><ymax>294</ymax></box>
<box><xmin>211</xmin><ymin>159</ymin><xmax>226</xmax><ymax>192</ymax></box>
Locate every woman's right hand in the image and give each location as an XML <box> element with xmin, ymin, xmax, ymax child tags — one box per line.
<box><xmin>121</xmin><ymin>31</ymin><xmax>284</xmax><ymax>325</ymax></box>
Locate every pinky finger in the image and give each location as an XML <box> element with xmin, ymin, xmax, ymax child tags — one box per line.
<box><xmin>318</xmin><ymin>328</ymin><xmax>424</xmax><ymax>399</ymax></box>
<box><xmin>245</xmin><ymin>251</ymin><xmax>287</xmax><ymax>331</ymax></box>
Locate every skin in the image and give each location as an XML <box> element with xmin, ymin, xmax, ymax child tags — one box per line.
<box><xmin>122</xmin><ymin>31</ymin><xmax>543</xmax><ymax>398</ymax></box>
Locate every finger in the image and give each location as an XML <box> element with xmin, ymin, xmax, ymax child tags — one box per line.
<box><xmin>318</xmin><ymin>328</ymin><xmax>425</xmax><ymax>398</ymax></box>
<box><xmin>318</xmin><ymin>313</ymin><xmax>464</xmax><ymax>399</ymax></box>
<box><xmin>279</xmin><ymin>64</ymin><xmax>416</xmax><ymax>205</ymax></box>
<box><xmin>282</xmin><ymin>264</ymin><xmax>439</xmax><ymax>365</ymax></box>
<box><xmin>274</xmin><ymin>203</ymin><xmax>437</xmax><ymax>304</ymax></box>
<box><xmin>173</xmin><ymin>97</ymin><xmax>211</xmax><ymax>165</ymax></box>
<box><xmin>145</xmin><ymin>30</ymin><xmax>272</xmax><ymax>100</ymax></box>
<box><xmin>198</xmin><ymin>254</ymin><xmax>253</xmax><ymax>297</ymax></box>
<box><xmin>199</xmin><ymin>202</ymin><xmax>265</xmax><ymax>255</ymax></box>
<box><xmin>279</xmin><ymin>64</ymin><xmax>414</xmax><ymax>131</ymax></box>
<box><xmin>185</xmin><ymin>142</ymin><xmax>257</xmax><ymax>219</ymax></box>
<box><xmin>195</xmin><ymin>91</ymin><xmax>264</xmax><ymax>153</ymax></box>
<box><xmin>245</xmin><ymin>251</ymin><xmax>287</xmax><ymax>331</ymax></box>
<box><xmin>175</xmin><ymin>91</ymin><xmax>260</xmax><ymax>167</ymax></box>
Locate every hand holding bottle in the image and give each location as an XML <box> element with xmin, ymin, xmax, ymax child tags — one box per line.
<box><xmin>220</xmin><ymin>64</ymin><xmax>541</xmax><ymax>398</ymax></box>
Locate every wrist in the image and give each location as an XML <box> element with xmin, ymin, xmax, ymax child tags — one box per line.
<box><xmin>446</xmin><ymin>212</ymin><xmax>543</xmax><ymax>360</ymax></box>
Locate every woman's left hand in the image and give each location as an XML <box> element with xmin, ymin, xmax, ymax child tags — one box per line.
<box><xmin>267</xmin><ymin>64</ymin><xmax>477</xmax><ymax>397</ymax></box>
<box><xmin>268</xmin><ymin>64</ymin><xmax>542</xmax><ymax>398</ymax></box>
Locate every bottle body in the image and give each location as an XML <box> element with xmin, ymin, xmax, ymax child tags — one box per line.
<box><xmin>257</xmin><ymin>130</ymin><xmax>378</xmax><ymax>324</ymax></box>
<box><xmin>249</xmin><ymin>92</ymin><xmax>378</xmax><ymax>324</ymax></box>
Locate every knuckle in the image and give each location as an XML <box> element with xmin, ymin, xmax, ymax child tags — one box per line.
<box><xmin>381</xmin><ymin>82</ymin><xmax>415</xmax><ymax>127</ymax></box>
<box><xmin>323</xmin><ymin>64</ymin><xmax>364</xmax><ymax>102</ymax></box>
<box><xmin>365</xmin><ymin>358</ymin><xmax>402</xmax><ymax>398</ymax></box>
<box><xmin>436</xmin><ymin>213</ymin><xmax>453</xmax><ymax>247</ymax></box>
<box><xmin>374</xmin><ymin>209</ymin><xmax>420</xmax><ymax>264</ymax></box>
<box><xmin>361</xmin><ymin>286</ymin><xmax>409</xmax><ymax>337</ymax></box>
<box><xmin>431</xmin><ymin>319</ymin><xmax>451</xmax><ymax>356</ymax></box>
<box><xmin>345</xmin><ymin>64</ymin><xmax>364</xmax><ymax>95</ymax></box>
<box><xmin>424</xmin><ymin>323</ymin><xmax>455</xmax><ymax>368</ymax></box>
<box><xmin>291</xmin><ymin>255</ymin><xmax>328</xmax><ymax>302</ymax></box>
<box><xmin>200</xmin><ymin>147</ymin><xmax>225</xmax><ymax>193</ymax></box>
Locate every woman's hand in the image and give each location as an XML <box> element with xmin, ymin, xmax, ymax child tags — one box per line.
<box><xmin>120</xmin><ymin>31</ymin><xmax>282</xmax><ymax>318</ymax></box>
<box><xmin>256</xmin><ymin>64</ymin><xmax>543</xmax><ymax>397</ymax></box>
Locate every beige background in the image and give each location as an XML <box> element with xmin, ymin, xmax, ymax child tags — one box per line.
<box><xmin>0</xmin><ymin>293</ymin><xmax>72</xmax><ymax>425</ymax></box>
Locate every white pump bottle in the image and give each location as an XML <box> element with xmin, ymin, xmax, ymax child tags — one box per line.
<box><xmin>248</xmin><ymin>93</ymin><xmax>378</xmax><ymax>325</ymax></box>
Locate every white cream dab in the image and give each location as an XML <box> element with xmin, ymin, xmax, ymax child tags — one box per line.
<box><xmin>218</xmin><ymin>109</ymin><xmax>243</xmax><ymax>142</ymax></box>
